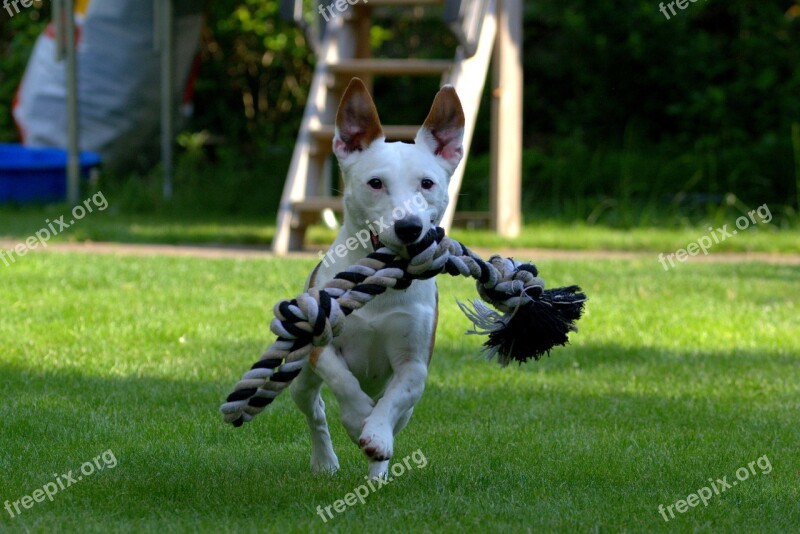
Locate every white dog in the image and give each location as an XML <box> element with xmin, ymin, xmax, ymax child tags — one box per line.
<box><xmin>289</xmin><ymin>78</ymin><xmax>465</xmax><ymax>479</ymax></box>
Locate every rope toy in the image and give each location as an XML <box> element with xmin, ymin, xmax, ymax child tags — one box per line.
<box><xmin>220</xmin><ymin>227</ymin><xmax>587</xmax><ymax>427</ymax></box>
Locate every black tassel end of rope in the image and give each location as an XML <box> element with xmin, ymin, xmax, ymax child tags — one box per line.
<box><xmin>459</xmin><ymin>283</ymin><xmax>586</xmax><ymax>367</ymax></box>
<box><xmin>488</xmin><ymin>285</ymin><xmax>586</xmax><ymax>365</ymax></box>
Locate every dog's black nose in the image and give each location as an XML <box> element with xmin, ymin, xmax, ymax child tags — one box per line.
<box><xmin>394</xmin><ymin>216</ymin><xmax>423</xmax><ymax>243</ymax></box>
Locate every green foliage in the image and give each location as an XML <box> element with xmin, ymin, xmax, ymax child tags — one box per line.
<box><xmin>97</xmin><ymin>137</ymin><xmax>292</xmax><ymax>216</ymax></box>
<box><xmin>461</xmin><ymin>131</ymin><xmax>797</xmax><ymax>227</ymax></box>
<box><xmin>0</xmin><ymin>4</ymin><xmax>48</xmax><ymax>143</ymax></box>
<box><xmin>189</xmin><ymin>1</ymin><xmax>459</xmax><ymax>143</ymax></box>
<box><xmin>3</xmin><ymin>1</ymin><xmax>800</xmax><ymax>225</ymax></box>
<box><xmin>190</xmin><ymin>0</ymin><xmax>315</xmax><ymax>145</ymax></box>
<box><xmin>523</xmin><ymin>1</ymin><xmax>800</xmax><ymax>142</ymax></box>
<box><xmin>517</xmin><ymin>0</ymin><xmax>800</xmax><ymax>213</ymax></box>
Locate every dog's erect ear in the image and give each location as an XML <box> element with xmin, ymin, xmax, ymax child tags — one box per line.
<box><xmin>415</xmin><ymin>85</ymin><xmax>465</xmax><ymax>172</ymax></box>
<box><xmin>333</xmin><ymin>78</ymin><xmax>384</xmax><ymax>160</ymax></box>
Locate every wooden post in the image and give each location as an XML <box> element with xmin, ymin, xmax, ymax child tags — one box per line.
<box><xmin>490</xmin><ymin>0</ymin><xmax>522</xmax><ymax>237</ymax></box>
<box><xmin>353</xmin><ymin>4</ymin><xmax>373</xmax><ymax>91</ymax></box>
<box><xmin>59</xmin><ymin>0</ymin><xmax>80</xmax><ymax>206</ymax></box>
<box><xmin>157</xmin><ymin>0</ymin><xmax>175</xmax><ymax>199</ymax></box>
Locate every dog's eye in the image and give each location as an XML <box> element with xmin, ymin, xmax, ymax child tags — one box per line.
<box><xmin>367</xmin><ymin>178</ymin><xmax>383</xmax><ymax>190</ymax></box>
<box><xmin>421</xmin><ymin>178</ymin><xmax>434</xmax><ymax>190</ymax></box>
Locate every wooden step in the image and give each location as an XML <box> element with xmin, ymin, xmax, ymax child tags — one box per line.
<box><xmin>329</xmin><ymin>59</ymin><xmax>452</xmax><ymax>76</ymax></box>
<box><xmin>310</xmin><ymin>124</ymin><xmax>420</xmax><ymax>142</ymax></box>
<box><xmin>452</xmin><ymin>210</ymin><xmax>491</xmax><ymax>229</ymax></box>
<box><xmin>291</xmin><ymin>197</ymin><xmax>344</xmax><ymax>229</ymax></box>
<box><xmin>292</xmin><ymin>197</ymin><xmax>344</xmax><ymax>213</ymax></box>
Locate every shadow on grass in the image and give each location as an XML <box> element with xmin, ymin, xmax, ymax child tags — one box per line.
<box><xmin>1</xmin><ymin>341</ymin><xmax>798</xmax><ymax>530</ymax></box>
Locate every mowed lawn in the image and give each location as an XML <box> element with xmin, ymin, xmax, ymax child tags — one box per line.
<box><xmin>0</xmin><ymin>251</ymin><xmax>798</xmax><ymax>533</ymax></box>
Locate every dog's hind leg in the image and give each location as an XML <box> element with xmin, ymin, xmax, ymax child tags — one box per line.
<box><xmin>290</xmin><ymin>362</ymin><xmax>339</xmax><ymax>474</ymax></box>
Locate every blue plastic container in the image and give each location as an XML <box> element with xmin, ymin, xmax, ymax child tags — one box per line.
<box><xmin>0</xmin><ymin>143</ymin><xmax>102</xmax><ymax>203</ymax></box>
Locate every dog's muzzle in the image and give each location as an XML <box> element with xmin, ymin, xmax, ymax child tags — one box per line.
<box><xmin>394</xmin><ymin>216</ymin><xmax>424</xmax><ymax>244</ymax></box>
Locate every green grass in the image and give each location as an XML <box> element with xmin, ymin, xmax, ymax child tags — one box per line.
<box><xmin>1</xmin><ymin>251</ymin><xmax>798</xmax><ymax>532</ymax></box>
<box><xmin>1</xmin><ymin>206</ymin><xmax>798</xmax><ymax>254</ymax></box>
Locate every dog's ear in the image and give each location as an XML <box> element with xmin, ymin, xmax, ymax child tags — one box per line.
<box><xmin>333</xmin><ymin>78</ymin><xmax>384</xmax><ymax>160</ymax></box>
<box><xmin>415</xmin><ymin>85</ymin><xmax>465</xmax><ymax>172</ymax></box>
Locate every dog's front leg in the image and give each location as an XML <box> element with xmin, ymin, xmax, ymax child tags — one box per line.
<box><xmin>359</xmin><ymin>358</ymin><xmax>428</xmax><ymax>466</ymax></box>
<box><xmin>312</xmin><ymin>346</ymin><xmax>375</xmax><ymax>443</ymax></box>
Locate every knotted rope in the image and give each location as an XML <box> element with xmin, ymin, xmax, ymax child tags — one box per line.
<box><xmin>220</xmin><ymin>227</ymin><xmax>586</xmax><ymax>427</ymax></box>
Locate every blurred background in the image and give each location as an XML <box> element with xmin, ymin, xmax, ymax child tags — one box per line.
<box><xmin>1</xmin><ymin>0</ymin><xmax>798</xmax><ymax>243</ymax></box>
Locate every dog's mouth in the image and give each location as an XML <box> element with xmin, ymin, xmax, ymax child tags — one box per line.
<box><xmin>370</xmin><ymin>232</ymin><xmax>384</xmax><ymax>251</ymax></box>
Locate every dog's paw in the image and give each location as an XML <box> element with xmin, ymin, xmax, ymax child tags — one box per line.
<box><xmin>358</xmin><ymin>421</ymin><xmax>393</xmax><ymax>461</ymax></box>
<box><xmin>311</xmin><ymin>453</ymin><xmax>340</xmax><ymax>475</ymax></box>
<box><xmin>368</xmin><ymin>460</ymin><xmax>389</xmax><ymax>480</ymax></box>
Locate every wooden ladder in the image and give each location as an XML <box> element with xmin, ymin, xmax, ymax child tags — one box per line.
<box><xmin>273</xmin><ymin>0</ymin><xmax>519</xmax><ymax>254</ymax></box>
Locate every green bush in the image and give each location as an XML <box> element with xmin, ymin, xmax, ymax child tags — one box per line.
<box><xmin>0</xmin><ymin>5</ymin><xmax>48</xmax><ymax>143</ymax></box>
<box><xmin>516</xmin><ymin>0</ymin><xmax>800</xmax><ymax>213</ymax></box>
<box><xmin>2</xmin><ymin>1</ymin><xmax>799</xmax><ymax>223</ymax></box>
<box><xmin>190</xmin><ymin>0</ymin><xmax>315</xmax><ymax>145</ymax></box>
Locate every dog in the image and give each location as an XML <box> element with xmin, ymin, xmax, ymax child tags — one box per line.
<box><xmin>289</xmin><ymin>77</ymin><xmax>465</xmax><ymax>479</ymax></box>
